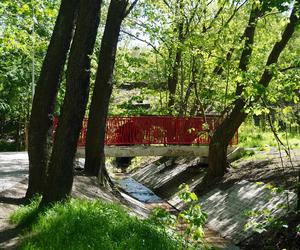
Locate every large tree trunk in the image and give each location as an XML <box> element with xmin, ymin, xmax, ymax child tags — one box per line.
<box><xmin>206</xmin><ymin>99</ymin><xmax>247</xmax><ymax>180</ymax></box>
<box><xmin>205</xmin><ymin>5</ymin><xmax>260</xmax><ymax>180</ymax></box>
<box><xmin>203</xmin><ymin>2</ymin><xmax>299</xmax><ymax>185</ymax></box>
<box><xmin>26</xmin><ymin>0</ymin><xmax>79</xmax><ymax>199</ymax></box>
<box><xmin>84</xmin><ymin>0</ymin><xmax>129</xmax><ymax>178</ymax></box>
<box><xmin>41</xmin><ymin>0</ymin><xmax>101</xmax><ymax>204</ymax></box>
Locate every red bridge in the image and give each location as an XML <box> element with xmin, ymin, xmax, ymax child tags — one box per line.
<box><xmin>54</xmin><ymin>116</ymin><xmax>238</xmax><ymax>147</ymax></box>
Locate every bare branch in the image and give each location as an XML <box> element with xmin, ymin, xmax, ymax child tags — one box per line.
<box><xmin>280</xmin><ymin>63</ymin><xmax>300</xmax><ymax>72</ymax></box>
<box><xmin>120</xmin><ymin>29</ymin><xmax>165</xmax><ymax>59</ymax></box>
<box><xmin>205</xmin><ymin>1</ymin><xmax>226</xmax><ymax>32</ymax></box>
<box><xmin>162</xmin><ymin>0</ymin><xmax>172</xmax><ymax>10</ymax></box>
<box><xmin>123</xmin><ymin>0</ymin><xmax>138</xmax><ymax>18</ymax></box>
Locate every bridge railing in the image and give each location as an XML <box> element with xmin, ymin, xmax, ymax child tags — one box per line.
<box><xmin>53</xmin><ymin>116</ymin><xmax>238</xmax><ymax>146</ymax></box>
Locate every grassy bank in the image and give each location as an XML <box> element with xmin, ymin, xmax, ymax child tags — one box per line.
<box><xmin>10</xmin><ymin>198</ymin><xmax>185</xmax><ymax>250</ymax></box>
<box><xmin>238</xmin><ymin>123</ymin><xmax>300</xmax><ymax>149</ymax></box>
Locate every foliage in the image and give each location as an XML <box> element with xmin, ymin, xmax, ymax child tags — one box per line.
<box><xmin>10</xmin><ymin>198</ymin><xmax>182</xmax><ymax>250</ymax></box>
<box><xmin>119</xmin><ymin>0</ymin><xmax>299</xmax><ymax>117</ymax></box>
<box><xmin>149</xmin><ymin>184</ymin><xmax>209</xmax><ymax>249</ymax></box>
<box><xmin>0</xmin><ymin>0</ymin><xmax>59</xmax><ymax>147</ymax></box>
<box><xmin>0</xmin><ymin>0</ymin><xmax>58</xmax><ymax>115</ymax></box>
<box><xmin>0</xmin><ymin>139</ymin><xmax>18</xmax><ymax>151</ymax></box>
<box><xmin>1</xmin><ymin>0</ymin><xmax>299</xmax><ymax>149</ymax></box>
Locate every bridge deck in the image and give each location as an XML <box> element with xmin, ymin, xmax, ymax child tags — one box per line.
<box><xmin>76</xmin><ymin>145</ymin><xmax>241</xmax><ymax>158</ymax></box>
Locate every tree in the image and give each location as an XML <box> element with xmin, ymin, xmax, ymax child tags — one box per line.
<box><xmin>166</xmin><ymin>0</ymin><xmax>184</xmax><ymax>112</ymax></box>
<box><xmin>202</xmin><ymin>1</ymin><xmax>300</xmax><ymax>185</ymax></box>
<box><xmin>26</xmin><ymin>0</ymin><xmax>79</xmax><ymax>198</ymax></box>
<box><xmin>122</xmin><ymin>0</ymin><xmax>246</xmax><ymax>115</ymax></box>
<box><xmin>41</xmin><ymin>0</ymin><xmax>102</xmax><ymax>204</ymax></box>
<box><xmin>0</xmin><ymin>0</ymin><xmax>59</xmax><ymax>151</ymax></box>
<box><xmin>84</xmin><ymin>0</ymin><xmax>138</xmax><ymax>179</ymax></box>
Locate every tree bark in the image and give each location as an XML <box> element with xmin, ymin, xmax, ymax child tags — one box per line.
<box><xmin>84</xmin><ymin>0</ymin><xmax>129</xmax><ymax>177</ymax></box>
<box><xmin>41</xmin><ymin>0</ymin><xmax>101</xmax><ymax>204</ymax></box>
<box><xmin>204</xmin><ymin>2</ymin><xmax>299</xmax><ymax>184</ymax></box>
<box><xmin>204</xmin><ymin>5</ymin><xmax>260</xmax><ymax>180</ymax></box>
<box><xmin>26</xmin><ymin>0</ymin><xmax>79</xmax><ymax>199</ymax></box>
<box><xmin>167</xmin><ymin>2</ymin><xmax>184</xmax><ymax>113</ymax></box>
<box><xmin>167</xmin><ymin>44</ymin><xmax>182</xmax><ymax>111</ymax></box>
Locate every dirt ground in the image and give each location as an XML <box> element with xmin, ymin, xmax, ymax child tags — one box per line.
<box><xmin>222</xmin><ymin>148</ymin><xmax>300</xmax><ymax>191</ymax></box>
<box><xmin>219</xmin><ymin>148</ymin><xmax>300</xmax><ymax>250</ymax></box>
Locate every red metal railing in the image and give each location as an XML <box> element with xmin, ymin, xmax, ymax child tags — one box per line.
<box><xmin>53</xmin><ymin>116</ymin><xmax>238</xmax><ymax>146</ymax></box>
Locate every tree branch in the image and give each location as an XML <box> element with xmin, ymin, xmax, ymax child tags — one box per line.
<box><xmin>235</xmin><ymin>5</ymin><xmax>260</xmax><ymax>95</ymax></box>
<box><xmin>280</xmin><ymin>63</ymin><xmax>300</xmax><ymax>72</ymax></box>
<box><xmin>205</xmin><ymin>1</ymin><xmax>226</xmax><ymax>32</ymax></box>
<box><xmin>184</xmin><ymin>0</ymin><xmax>201</xmax><ymax>36</ymax></box>
<box><xmin>120</xmin><ymin>29</ymin><xmax>164</xmax><ymax>58</ymax></box>
<box><xmin>258</xmin><ymin>1</ymin><xmax>299</xmax><ymax>89</ymax></box>
<box><xmin>123</xmin><ymin>0</ymin><xmax>138</xmax><ymax>18</ymax></box>
<box><xmin>217</xmin><ymin>0</ymin><xmax>248</xmax><ymax>34</ymax></box>
<box><xmin>162</xmin><ymin>0</ymin><xmax>172</xmax><ymax>10</ymax></box>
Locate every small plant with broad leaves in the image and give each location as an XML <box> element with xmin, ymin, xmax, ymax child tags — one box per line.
<box><xmin>178</xmin><ymin>184</ymin><xmax>208</xmax><ymax>242</ymax></box>
<box><xmin>149</xmin><ymin>184</ymin><xmax>209</xmax><ymax>249</ymax></box>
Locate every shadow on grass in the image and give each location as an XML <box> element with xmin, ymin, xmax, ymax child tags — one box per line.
<box><xmin>0</xmin><ymin>204</ymin><xmax>41</xmax><ymax>248</ymax></box>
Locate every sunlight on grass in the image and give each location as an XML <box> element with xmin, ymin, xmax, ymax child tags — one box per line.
<box><xmin>238</xmin><ymin>123</ymin><xmax>300</xmax><ymax>149</ymax></box>
<box><xmin>10</xmin><ymin>199</ymin><xmax>185</xmax><ymax>250</ymax></box>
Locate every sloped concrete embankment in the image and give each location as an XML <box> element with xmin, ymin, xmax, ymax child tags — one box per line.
<box><xmin>131</xmin><ymin>156</ymin><xmax>297</xmax><ymax>246</ymax></box>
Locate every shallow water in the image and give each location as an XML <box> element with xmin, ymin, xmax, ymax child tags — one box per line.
<box><xmin>118</xmin><ymin>177</ymin><xmax>162</xmax><ymax>203</ymax></box>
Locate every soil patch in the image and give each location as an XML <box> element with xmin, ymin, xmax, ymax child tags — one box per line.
<box><xmin>221</xmin><ymin>148</ymin><xmax>300</xmax><ymax>191</ymax></box>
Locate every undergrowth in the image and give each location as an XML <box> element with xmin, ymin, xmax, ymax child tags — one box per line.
<box><xmin>10</xmin><ymin>198</ymin><xmax>188</xmax><ymax>250</ymax></box>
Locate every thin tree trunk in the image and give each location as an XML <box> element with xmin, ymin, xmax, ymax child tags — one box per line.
<box><xmin>203</xmin><ymin>2</ymin><xmax>299</xmax><ymax>185</ymax></box>
<box><xmin>41</xmin><ymin>0</ymin><xmax>101</xmax><ymax>204</ymax></box>
<box><xmin>84</xmin><ymin>0</ymin><xmax>130</xmax><ymax>178</ymax></box>
<box><xmin>26</xmin><ymin>0</ymin><xmax>79</xmax><ymax>199</ymax></box>
<box><xmin>15</xmin><ymin>116</ymin><xmax>21</xmax><ymax>151</ymax></box>
<box><xmin>181</xmin><ymin>56</ymin><xmax>196</xmax><ymax>115</ymax></box>
<box><xmin>167</xmin><ymin>19</ymin><xmax>184</xmax><ymax>112</ymax></box>
<box><xmin>167</xmin><ymin>48</ymin><xmax>181</xmax><ymax>111</ymax></box>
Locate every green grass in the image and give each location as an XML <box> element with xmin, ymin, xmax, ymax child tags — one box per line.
<box><xmin>10</xmin><ymin>199</ymin><xmax>185</xmax><ymax>250</ymax></box>
<box><xmin>238</xmin><ymin>123</ymin><xmax>300</xmax><ymax>149</ymax></box>
<box><xmin>10</xmin><ymin>196</ymin><xmax>41</xmax><ymax>227</ymax></box>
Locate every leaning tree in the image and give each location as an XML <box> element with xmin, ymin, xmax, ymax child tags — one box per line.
<box><xmin>201</xmin><ymin>0</ymin><xmax>300</xmax><ymax>187</ymax></box>
<box><xmin>84</xmin><ymin>0</ymin><xmax>138</xmax><ymax>182</ymax></box>
<box><xmin>26</xmin><ymin>0</ymin><xmax>79</xmax><ymax>198</ymax></box>
<box><xmin>41</xmin><ymin>0</ymin><xmax>102</xmax><ymax>204</ymax></box>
